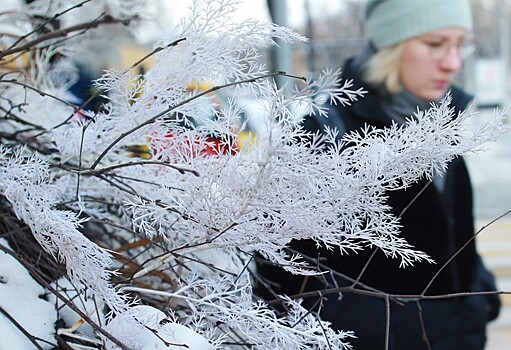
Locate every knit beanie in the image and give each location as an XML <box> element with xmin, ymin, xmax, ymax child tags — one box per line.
<box><xmin>366</xmin><ymin>0</ymin><xmax>473</xmax><ymax>49</ymax></box>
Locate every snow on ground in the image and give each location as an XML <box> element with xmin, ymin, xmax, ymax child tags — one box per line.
<box><xmin>0</xmin><ymin>238</ymin><xmax>57</xmax><ymax>349</ymax></box>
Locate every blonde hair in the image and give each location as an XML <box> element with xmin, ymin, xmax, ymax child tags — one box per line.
<box><xmin>364</xmin><ymin>42</ymin><xmax>404</xmax><ymax>94</ymax></box>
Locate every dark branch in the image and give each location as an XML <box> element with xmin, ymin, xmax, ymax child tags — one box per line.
<box><xmin>0</xmin><ymin>15</ymin><xmax>135</xmax><ymax>60</ymax></box>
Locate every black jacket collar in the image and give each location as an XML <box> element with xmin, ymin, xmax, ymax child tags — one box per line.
<box><xmin>341</xmin><ymin>57</ymin><xmax>474</xmax><ymax>126</ymax></box>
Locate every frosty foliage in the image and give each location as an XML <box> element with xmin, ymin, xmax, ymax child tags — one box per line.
<box><xmin>104</xmin><ymin>305</ymin><xmax>213</xmax><ymax>350</ymax></box>
<box><xmin>0</xmin><ymin>147</ymin><xmax>128</xmax><ymax>315</ymax></box>
<box><xmin>0</xmin><ymin>0</ymin><xmax>509</xmax><ymax>349</ymax></box>
<box><xmin>123</xmin><ymin>274</ymin><xmax>355</xmax><ymax>350</ymax></box>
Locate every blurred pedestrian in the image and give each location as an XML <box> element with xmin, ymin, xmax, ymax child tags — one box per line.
<box><xmin>256</xmin><ymin>0</ymin><xmax>501</xmax><ymax>349</ymax></box>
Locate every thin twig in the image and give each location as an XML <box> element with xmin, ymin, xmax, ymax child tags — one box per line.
<box><xmin>0</xmin><ymin>104</ymin><xmax>44</xmax><ymax>129</ymax></box>
<box><xmin>415</xmin><ymin>301</ymin><xmax>432</xmax><ymax>350</ymax></box>
<box><xmin>284</xmin><ymin>246</ymin><xmax>389</xmax><ymax>298</ymax></box>
<box><xmin>351</xmin><ymin>247</ymin><xmax>377</xmax><ymax>288</ymax></box>
<box><xmin>263</xmin><ymin>279</ymin><xmax>511</xmax><ymax>307</ymax></box>
<box><xmin>314</xmin><ymin>310</ymin><xmax>333</xmax><ymax>350</ymax></box>
<box><xmin>0</xmin><ymin>306</ymin><xmax>47</xmax><ymax>350</ymax></box>
<box><xmin>75</xmin><ymin>125</ymin><xmax>87</xmax><ymax>199</ymax></box>
<box><xmin>397</xmin><ymin>181</ymin><xmax>431</xmax><ymax>218</ymax></box>
<box><xmin>122</xmin><ymin>38</ymin><xmax>187</xmax><ymax>74</ymax></box>
<box><xmin>0</xmin><ymin>79</ymin><xmax>79</xmax><ymax>111</ymax></box>
<box><xmin>49</xmin><ymin>92</ymin><xmax>102</xmax><ymax>131</ymax></box>
<box><xmin>8</xmin><ymin>0</ymin><xmax>95</xmax><ymax>50</ymax></box>
<box><xmin>65</xmin><ymin>160</ymin><xmax>199</xmax><ymax>177</ymax></box>
<box><xmin>289</xmin><ymin>296</ymin><xmax>323</xmax><ymax>329</ymax></box>
<box><xmin>109</xmin><ymin>172</ymin><xmax>179</xmax><ymax>189</ymax></box>
<box><xmin>420</xmin><ymin>207</ymin><xmax>511</xmax><ymax>296</ymax></box>
<box><xmin>384</xmin><ymin>295</ymin><xmax>390</xmax><ymax>350</ymax></box>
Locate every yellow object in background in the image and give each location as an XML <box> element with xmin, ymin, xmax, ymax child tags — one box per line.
<box><xmin>125</xmin><ymin>144</ymin><xmax>152</xmax><ymax>159</ymax></box>
<box><xmin>0</xmin><ymin>39</ymin><xmax>30</xmax><ymax>71</ymax></box>
<box><xmin>237</xmin><ymin>130</ymin><xmax>258</xmax><ymax>150</ymax></box>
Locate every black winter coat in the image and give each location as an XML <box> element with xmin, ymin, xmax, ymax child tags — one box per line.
<box><xmin>255</xmin><ymin>57</ymin><xmax>500</xmax><ymax>350</ymax></box>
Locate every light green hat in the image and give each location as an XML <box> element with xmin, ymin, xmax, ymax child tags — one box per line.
<box><xmin>366</xmin><ymin>0</ymin><xmax>473</xmax><ymax>49</ymax></box>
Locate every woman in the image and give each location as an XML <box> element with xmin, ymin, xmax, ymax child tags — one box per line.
<box><xmin>256</xmin><ymin>0</ymin><xmax>500</xmax><ymax>349</ymax></box>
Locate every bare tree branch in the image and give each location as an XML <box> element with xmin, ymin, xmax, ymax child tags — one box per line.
<box><xmin>8</xmin><ymin>0</ymin><xmax>95</xmax><ymax>50</ymax></box>
<box><xmin>0</xmin><ymin>14</ymin><xmax>135</xmax><ymax>60</ymax></box>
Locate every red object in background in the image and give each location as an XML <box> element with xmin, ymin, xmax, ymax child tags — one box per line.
<box><xmin>149</xmin><ymin>133</ymin><xmax>238</xmax><ymax>161</ymax></box>
<box><xmin>202</xmin><ymin>136</ymin><xmax>238</xmax><ymax>157</ymax></box>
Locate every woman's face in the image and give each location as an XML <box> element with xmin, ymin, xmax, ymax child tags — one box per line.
<box><xmin>399</xmin><ymin>28</ymin><xmax>469</xmax><ymax>101</ymax></box>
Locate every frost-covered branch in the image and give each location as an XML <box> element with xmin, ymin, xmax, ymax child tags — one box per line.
<box><xmin>0</xmin><ymin>0</ymin><xmax>509</xmax><ymax>349</ymax></box>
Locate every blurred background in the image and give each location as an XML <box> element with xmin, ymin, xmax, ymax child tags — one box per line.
<box><xmin>2</xmin><ymin>0</ymin><xmax>511</xmax><ymax>348</ymax></box>
<box><xmin>141</xmin><ymin>0</ymin><xmax>511</xmax><ymax>111</ymax></box>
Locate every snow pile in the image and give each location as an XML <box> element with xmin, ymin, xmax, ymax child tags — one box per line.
<box><xmin>104</xmin><ymin>305</ymin><xmax>213</xmax><ymax>350</ymax></box>
<box><xmin>0</xmin><ymin>238</ymin><xmax>57</xmax><ymax>349</ymax></box>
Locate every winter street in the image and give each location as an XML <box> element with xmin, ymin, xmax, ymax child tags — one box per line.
<box><xmin>467</xmin><ymin>108</ymin><xmax>511</xmax><ymax>349</ymax></box>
